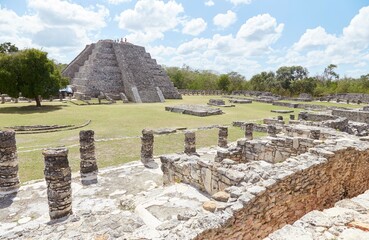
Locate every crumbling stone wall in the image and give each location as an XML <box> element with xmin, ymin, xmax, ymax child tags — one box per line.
<box><xmin>332</xmin><ymin>109</ymin><xmax>369</xmax><ymax>123</ymax></box>
<box><xmin>195</xmin><ymin>146</ymin><xmax>369</xmax><ymax>239</ymax></box>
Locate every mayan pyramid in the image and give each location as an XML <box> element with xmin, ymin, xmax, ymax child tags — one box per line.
<box><xmin>62</xmin><ymin>40</ymin><xmax>182</xmax><ymax>103</ymax></box>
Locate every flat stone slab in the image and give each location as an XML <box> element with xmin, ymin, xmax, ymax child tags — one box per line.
<box><xmin>165</xmin><ymin>104</ymin><xmax>223</xmax><ymax>117</ymax></box>
<box><xmin>271</xmin><ymin>110</ymin><xmax>294</xmax><ymax>114</ymax></box>
<box><xmin>229</xmin><ymin>99</ymin><xmax>252</xmax><ymax>104</ymax></box>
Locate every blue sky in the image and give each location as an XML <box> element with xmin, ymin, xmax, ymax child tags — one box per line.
<box><xmin>1</xmin><ymin>0</ymin><xmax>369</xmax><ymax>79</ymax></box>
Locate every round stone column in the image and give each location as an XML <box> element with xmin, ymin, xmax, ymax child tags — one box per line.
<box><xmin>79</xmin><ymin>130</ymin><xmax>98</xmax><ymax>185</ymax></box>
<box><xmin>218</xmin><ymin>126</ymin><xmax>228</xmax><ymax>148</ymax></box>
<box><xmin>267</xmin><ymin>125</ymin><xmax>277</xmax><ymax>137</ymax></box>
<box><xmin>43</xmin><ymin>147</ymin><xmax>72</xmax><ymax>220</ymax></box>
<box><xmin>184</xmin><ymin>131</ymin><xmax>197</xmax><ymax>155</ymax></box>
<box><xmin>244</xmin><ymin>123</ymin><xmax>254</xmax><ymax>140</ymax></box>
<box><xmin>141</xmin><ymin>129</ymin><xmax>154</xmax><ymax>167</ymax></box>
<box><xmin>0</xmin><ymin>130</ymin><xmax>20</xmax><ymax>195</ymax></box>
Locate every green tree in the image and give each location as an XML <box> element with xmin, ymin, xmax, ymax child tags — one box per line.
<box><xmin>323</xmin><ymin>64</ymin><xmax>339</xmax><ymax>80</ymax></box>
<box><xmin>276</xmin><ymin>66</ymin><xmax>308</xmax><ymax>93</ymax></box>
<box><xmin>249</xmin><ymin>71</ymin><xmax>275</xmax><ymax>92</ymax></box>
<box><xmin>0</xmin><ymin>42</ymin><xmax>19</xmax><ymax>54</ymax></box>
<box><xmin>217</xmin><ymin>74</ymin><xmax>230</xmax><ymax>92</ymax></box>
<box><xmin>0</xmin><ymin>49</ymin><xmax>68</xmax><ymax>107</ymax></box>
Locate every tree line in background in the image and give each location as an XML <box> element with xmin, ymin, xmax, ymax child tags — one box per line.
<box><xmin>0</xmin><ymin>42</ymin><xmax>68</xmax><ymax>107</ymax></box>
<box><xmin>165</xmin><ymin>64</ymin><xmax>369</xmax><ymax>97</ymax></box>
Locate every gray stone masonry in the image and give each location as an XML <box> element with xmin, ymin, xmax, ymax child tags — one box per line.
<box><xmin>277</xmin><ymin>116</ymin><xmax>283</xmax><ymax>121</ymax></box>
<box><xmin>63</xmin><ymin>40</ymin><xmax>181</xmax><ymax>102</ymax></box>
<box><xmin>290</xmin><ymin>114</ymin><xmax>295</xmax><ymax>120</ymax></box>
<box><xmin>141</xmin><ymin>129</ymin><xmax>154</xmax><ymax>167</ymax></box>
<box><xmin>184</xmin><ymin>131</ymin><xmax>197</xmax><ymax>155</ymax></box>
<box><xmin>0</xmin><ymin>131</ymin><xmax>20</xmax><ymax>195</ymax></box>
<box><xmin>267</xmin><ymin>125</ymin><xmax>277</xmax><ymax>137</ymax></box>
<box><xmin>218</xmin><ymin>127</ymin><xmax>228</xmax><ymax>148</ymax></box>
<box><xmin>43</xmin><ymin>147</ymin><xmax>72</xmax><ymax>220</ymax></box>
<box><xmin>244</xmin><ymin>123</ymin><xmax>254</xmax><ymax>140</ymax></box>
<box><xmin>309</xmin><ymin>129</ymin><xmax>321</xmax><ymax>140</ymax></box>
<box><xmin>79</xmin><ymin>130</ymin><xmax>98</xmax><ymax>185</ymax></box>
<box><xmin>1</xmin><ymin>95</ymin><xmax>5</xmax><ymax>104</ymax></box>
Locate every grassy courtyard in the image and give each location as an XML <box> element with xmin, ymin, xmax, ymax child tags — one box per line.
<box><xmin>0</xmin><ymin>95</ymin><xmax>351</xmax><ymax>183</ymax></box>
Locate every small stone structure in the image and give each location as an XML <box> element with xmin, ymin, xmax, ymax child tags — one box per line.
<box><xmin>62</xmin><ymin>40</ymin><xmax>181</xmax><ymax>102</ymax></box>
<box><xmin>141</xmin><ymin>129</ymin><xmax>155</xmax><ymax>167</ymax></box>
<box><xmin>165</xmin><ymin>104</ymin><xmax>223</xmax><ymax>117</ymax></box>
<box><xmin>184</xmin><ymin>131</ymin><xmax>197</xmax><ymax>155</ymax></box>
<box><xmin>271</xmin><ymin>109</ymin><xmax>294</xmax><ymax>114</ymax></box>
<box><xmin>229</xmin><ymin>99</ymin><xmax>252</xmax><ymax>104</ymax></box>
<box><xmin>208</xmin><ymin>99</ymin><xmax>225</xmax><ymax>106</ymax></box>
<box><xmin>43</xmin><ymin>147</ymin><xmax>72</xmax><ymax>220</ymax></box>
<box><xmin>267</xmin><ymin>125</ymin><xmax>277</xmax><ymax>137</ymax></box>
<box><xmin>79</xmin><ymin>130</ymin><xmax>98</xmax><ymax>184</ymax></box>
<box><xmin>290</xmin><ymin>114</ymin><xmax>295</xmax><ymax>120</ymax></box>
<box><xmin>244</xmin><ymin>123</ymin><xmax>254</xmax><ymax>140</ymax></box>
<box><xmin>0</xmin><ymin>130</ymin><xmax>20</xmax><ymax>195</ymax></box>
<box><xmin>218</xmin><ymin>126</ymin><xmax>228</xmax><ymax>148</ymax></box>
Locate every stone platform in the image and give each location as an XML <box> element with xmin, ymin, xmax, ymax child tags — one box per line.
<box><xmin>0</xmin><ymin>148</ymin><xmax>219</xmax><ymax>240</ymax></box>
<box><xmin>271</xmin><ymin>110</ymin><xmax>294</xmax><ymax>114</ymax></box>
<box><xmin>165</xmin><ymin>104</ymin><xmax>223</xmax><ymax>117</ymax></box>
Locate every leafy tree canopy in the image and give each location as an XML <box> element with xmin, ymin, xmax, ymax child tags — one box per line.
<box><xmin>0</xmin><ymin>42</ymin><xmax>19</xmax><ymax>54</ymax></box>
<box><xmin>0</xmin><ymin>48</ymin><xmax>68</xmax><ymax>107</ymax></box>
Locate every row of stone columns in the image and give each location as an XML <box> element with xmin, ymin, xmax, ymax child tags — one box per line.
<box><xmin>0</xmin><ymin>130</ymin><xmax>97</xmax><ymax>220</ymax></box>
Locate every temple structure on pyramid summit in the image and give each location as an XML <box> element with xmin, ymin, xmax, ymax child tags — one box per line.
<box><xmin>62</xmin><ymin>39</ymin><xmax>182</xmax><ymax>103</ymax></box>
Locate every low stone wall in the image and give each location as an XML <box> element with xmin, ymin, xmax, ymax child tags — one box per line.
<box><xmin>178</xmin><ymin>90</ymin><xmax>225</xmax><ymax>95</ymax></box>
<box><xmin>298</xmin><ymin>111</ymin><xmax>337</xmax><ymax>121</ymax></box>
<box><xmin>195</xmin><ymin>146</ymin><xmax>369</xmax><ymax>239</ymax></box>
<box><xmin>272</xmin><ymin>102</ymin><xmax>298</xmax><ymax>108</ymax></box>
<box><xmin>332</xmin><ymin>109</ymin><xmax>369</xmax><ymax>123</ymax></box>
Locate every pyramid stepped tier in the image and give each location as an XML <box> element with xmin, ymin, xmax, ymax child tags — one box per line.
<box><xmin>62</xmin><ymin>40</ymin><xmax>182</xmax><ymax>103</ymax></box>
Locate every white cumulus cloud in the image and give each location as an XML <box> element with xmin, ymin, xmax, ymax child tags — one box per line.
<box><xmin>115</xmin><ymin>0</ymin><xmax>184</xmax><ymax>44</ymax></box>
<box><xmin>182</xmin><ymin>18</ymin><xmax>207</xmax><ymax>36</ymax></box>
<box><xmin>227</xmin><ymin>0</ymin><xmax>252</xmax><ymax>6</ymax></box>
<box><xmin>213</xmin><ymin>10</ymin><xmax>237</xmax><ymax>28</ymax></box>
<box><xmin>106</xmin><ymin>0</ymin><xmax>131</xmax><ymax>5</ymax></box>
<box><xmin>277</xmin><ymin>5</ymin><xmax>369</xmax><ymax>74</ymax></box>
<box><xmin>205</xmin><ymin>0</ymin><xmax>215</xmax><ymax>6</ymax></box>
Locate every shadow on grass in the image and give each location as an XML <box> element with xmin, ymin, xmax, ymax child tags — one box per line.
<box><xmin>0</xmin><ymin>105</ymin><xmax>67</xmax><ymax>114</ymax></box>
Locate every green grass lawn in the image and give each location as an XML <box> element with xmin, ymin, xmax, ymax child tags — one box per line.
<box><xmin>0</xmin><ymin>95</ymin><xmax>342</xmax><ymax>183</ymax></box>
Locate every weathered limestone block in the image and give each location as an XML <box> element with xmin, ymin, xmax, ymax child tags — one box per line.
<box><xmin>290</xmin><ymin>114</ymin><xmax>295</xmax><ymax>120</ymax></box>
<box><xmin>0</xmin><ymin>130</ymin><xmax>20</xmax><ymax>195</ymax></box>
<box><xmin>43</xmin><ymin>147</ymin><xmax>72</xmax><ymax>220</ymax></box>
<box><xmin>1</xmin><ymin>95</ymin><xmax>5</xmax><ymax>104</ymax></box>
<box><xmin>267</xmin><ymin>125</ymin><xmax>277</xmax><ymax>137</ymax></box>
<box><xmin>141</xmin><ymin>129</ymin><xmax>155</xmax><ymax>167</ymax></box>
<box><xmin>244</xmin><ymin>123</ymin><xmax>254</xmax><ymax>140</ymax></box>
<box><xmin>218</xmin><ymin>127</ymin><xmax>228</xmax><ymax>148</ymax></box>
<box><xmin>185</xmin><ymin>131</ymin><xmax>197</xmax><ymax>155</ymax></box>
<box><xmin>277</xmin><ymin>116</ymin><xmax>283</xmax><ymax>121</ymax></box>
<box><xmin>79</xmin><ymin>130</ymin><xmax>98</xmax><ymax>185</ymax></box>
<box><xmin>309</xmin><ymin>130</ymin><xmax>321</xmax><ymax>140</ymax></box>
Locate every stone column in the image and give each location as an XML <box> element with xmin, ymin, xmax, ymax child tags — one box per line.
<box><xmin>0</xmin><ymin>131</ymin><xmax>20</xmax><ymax>195</ymax></box>
<box><xmin>43</xmin><ymin>147</ymin><xmax>72</xmax><ymax>220</ymax></box>
<box><xmin>1</xmin><ymin>95</ymin><xmax>5</xmax><ymax>104</ymax></box>
<box><xmin>141</xmin><ymin>129</ymin><xmax>155</xmax><ymax>167</ymax></box>
<box><xmin>244</xmin><ymin>123</ymin><xmax>254</xmax><ymax>140</ymax></box>
<box><xmin>267</xmin><ymin>125</ymin><xmax>277</xmax><ymax>137</ymax></box>
<box><xmin>309</xmin><ymin>130</ymin><xmax>321</xmax><ymax>140</ymax></box>
<box><xmin>79</xmin><ymin>130</ymin><xmax>98</xmax><ymax>185</ymax></box>
<box><xmin>184</xmin><ymin>131</ymin><xmax>197</xmax><ymax>155</ymax></box>
<box><xmin>277</xmin><ymin>116</ymin><xmax>283</xmax><ymax>121</ymax></box>
<box><xmin>290</xmin><ymin>114</ymin><xmax>295</xmax><ymax>120</ymax></box>
<box><xmin>218</xmin><ymin>126</ymin><xmax>228</xmax><ymax>148</ymax></box>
